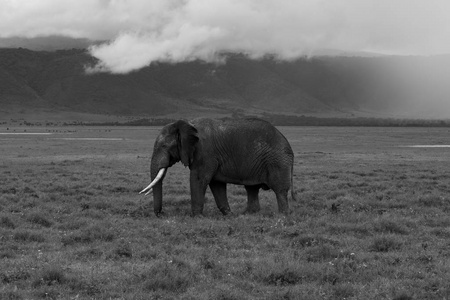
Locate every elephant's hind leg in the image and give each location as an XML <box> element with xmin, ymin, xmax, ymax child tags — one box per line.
<box><xmin>274</xmin><ymin>189</ymin><xmax>290</xmax><ymax>214</ymax></box>
<box><xmin>245</xmin><ymin>185</ymin><xmax>261</xmax><ymax>213</ymax></box>
<box><xmin>209</xmin><ymin>181</ymin><xmax>231</xmax><ymax>215</ymax></box>
<box><xmin>268</xmin><ymin>165</ymin><xmax>292</xmax><ymax>214</ymax></box>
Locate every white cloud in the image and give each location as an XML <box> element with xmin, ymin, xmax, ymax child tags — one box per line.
<box><xmin>2</xmin><ymin>0</ymin><xmax>450</xmax><ymax>73</ymax></box>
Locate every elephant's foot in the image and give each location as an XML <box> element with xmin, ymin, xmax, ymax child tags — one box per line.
<box><xmin>154</xmin><ymin>211</ymin><xmax>164</xmax><ymax>217</ymax></box>
<box><xmin>277</xmin><ymin>203</ymin><xmax>291</xmax><ymax>215</ymax></box>
<box><xmin>220</xmin><ymin>207</ymin><xmax>231</xmax><ymax>215</ymax></box>
<box><xmin>190</xmin><ymin>211</ymin><xmax>205</xmax><ymax>217</ymax></box>
<box><xmin>244</xmin><ymin>206</ymin><xmax>261</xmax><ymax>214</ymax></box>
<box><xmin>278</xmin><ymin>208</ymin><xmax>291</xmax><ymax>215</ymax></box>
<box><xmin>190</xmin><ymin>202</ymin><xmax>205</xmax><ymax>217</ymax></box>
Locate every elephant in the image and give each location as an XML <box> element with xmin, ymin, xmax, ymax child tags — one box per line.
<box><xmin>140</xmin><ymin>117</ymin><xmax>297</xmax><ymax>216</ymax></box>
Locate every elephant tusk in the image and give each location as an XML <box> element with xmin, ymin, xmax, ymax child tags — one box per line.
<box><xmin>139</xmin><ymin>168</ymin><xmax>166</xmax><ymax>195</ymax></box>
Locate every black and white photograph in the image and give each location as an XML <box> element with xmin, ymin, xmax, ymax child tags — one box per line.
<box><xmin>1</xmin><ymin>1</ymin><xmax>450</xmax><ymax>299</ymax></box>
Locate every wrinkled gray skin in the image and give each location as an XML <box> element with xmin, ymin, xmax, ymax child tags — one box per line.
<box><xmin>147</xmin><ymin>117</ymin><xmax>296</xmax><ymax>216</ymax></box>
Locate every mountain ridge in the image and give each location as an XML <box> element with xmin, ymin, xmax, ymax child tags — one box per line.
<box><xmin>1</xmin><ymin>48</ymin><xmax>450</xmax><ymax>122</ymax></box>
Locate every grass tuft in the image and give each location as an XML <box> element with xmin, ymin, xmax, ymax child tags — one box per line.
<box><xmin>57</xmin><ymin>219</ymin><xmax>86</xmax><ymax>231</ymax></box>
<box><xmin>32</xmin><ymin>266</ymin><xmax>67</xmax><ymax>287</ymax></box>
<box><xmin>13</xmin><ymin>230</ymin><xmax>45</xmax><ymax>243</ymax></box>
<box><xmin>67</xmin><ymin>277</ymin><xmax>102</xmax><ymax>296</ymax></box>
<box><xmin>305</xmin><ymin>244</ymin><xmax>340</xmax><ymax>262</ymax></box>
<box><xmin>74</xmin><ymin>247</ymin><xmax>104</xmax><ymax>260</ymax></box>
<box><xmin>373</xmin><ymin>218</ymin><xmax>408</xmax><ymax>235</ymax></box>
<box><xmin>61</xmin><ymin>223</ymin><xmax>115</xmax><ymax>246</ymax></box>
<box><xmin>142</xmin><ymin>259</ymin><xmax>196</xmax><ymax>293</ymax></box>
<box><xmin>110</xmin><ymin>240</ymin><xmax>133</xmax><ymax>259</ymax></box>
<box><xmin>26</xmin><ymin>212</ymin><xmax>53</xmax><ymax>227</ymax></box>
<box><xmin>210</xmin><ymin>285</ymin><xmax>249</xmax><ymax>300</ymax></box>
<box><xmin>87</xmin><ymin>200</ymin><xmax>112</xmax><ymax>211</ymax></box>
<box><xmin>393</xmin><ymin>293</ymin><xmax>414</xmax><ymax>300</ymax></box>
<box><xmin>370</xmin><ymin>235</ymin><xmax>402</xmax><ymax>252</ymax></box>
<box><xmin>291</xmin><ymin>235</ymin><xmax>339</xmax><ymax>248</ymax></box>
<box><xmin>418</xmin><ymin>195</ymin><xmax>448</xmax><ymax>208</ymax></box>
<box><xmin>0</xmin><ymin>215</ymin><xmax>16</xmax><ymax>229</ymax></box>
<box><xmin>252</xmin><ymin>258</ymin><xmax>319</xmax><ymax>286</ymax></box>
<box><xmin>265</xmin><ymin>268</ymin><xmax>303</xmax><ymax>286</ymax></box>
<box><xmin>1</xmin><ymin>268</ymin><xmax>31</xmax><ymax>283</ymax></box>
<box><xmin>139</xmin><ymin>249</ymin><xmax>158</xmax><ymax>260</ymax></box>
<box><xmin>333</xmin><ymin>283</ymin><xmax>356</xmax><ymax>299</ymax></box>
<box><xmin>33</xmin><ymin>288</ymin><xmax>61</xmax><ymax>300</ymax></box>
<box><xmin>199</xmin><ymin>254</ymin><xmax>217</xmax><ymax>270</ymax></box>
<box><xmin>0</xmin><ymin>250</ymin><xmax>16</xmax><ymax>259</ymax></box>
<box><xmin>0</xmin><ymin>291</ymin><xmax>24</xmax><ymax>300</ymax></box>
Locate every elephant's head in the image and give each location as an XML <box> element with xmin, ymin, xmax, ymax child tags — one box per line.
<box><xmin>140</xmin><ymin>120</ymin><xmax>198</xmax><ymax>216</ymax></box>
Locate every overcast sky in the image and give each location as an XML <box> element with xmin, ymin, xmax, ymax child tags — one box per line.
<box><xmin>1</xmin><ymin>0</ymin><xmax>450</xmax><ymax>73</ymax></box>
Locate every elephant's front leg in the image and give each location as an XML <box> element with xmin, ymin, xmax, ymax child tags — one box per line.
<box><xmin>189</xmin><ymin>170</ymin><xmax>209</xmax><ymax>216</ymax></box>
<box><xmin>209</xmin><ymin>180</ymin><xmax>231</xmax><ymax>215</ymax></box>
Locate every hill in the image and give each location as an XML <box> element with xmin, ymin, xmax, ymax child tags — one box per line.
<box><xmin>0</xmin><ymin>36</ymin><xmax>96</xmax><ymax>51</ymax></box>
<box><xmin>1</xmin><ymin>48</ymin><xmax>450</xmax><ymax>122</ymax></box>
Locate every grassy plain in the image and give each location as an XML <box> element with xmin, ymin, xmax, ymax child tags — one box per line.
<box><xmin>1</xmin><ymin>125</ymin><xmax>450</xmax><ymax>299</ymax></box>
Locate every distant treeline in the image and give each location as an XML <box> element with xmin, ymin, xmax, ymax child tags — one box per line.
<box><xmin>69</xmin><ymin>114</ymin><xmax>450</xmax><ymax>127</ymax></box>
<box><xmin>260</xmin><ymin>113</ymin><xmax>450</xmax><ymax>127</ymax></box>
<box><xmin>77</xmin><ymin>118</ymin><xmax>177</xmax><ymax>126</ymax></box>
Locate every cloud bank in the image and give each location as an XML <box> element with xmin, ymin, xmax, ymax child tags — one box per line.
<box><xmin>2</xmin><ymin>0</ymin><xmax>450</xmax><ymax>73</ymax></box>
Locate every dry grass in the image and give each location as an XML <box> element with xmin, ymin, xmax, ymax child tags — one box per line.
<box><xmin>0</xmin><ymin>126</ymin><xmax>450</xmax><ymax>299</ymax></box>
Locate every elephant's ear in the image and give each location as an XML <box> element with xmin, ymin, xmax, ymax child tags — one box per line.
<box><xmin>176</xmin><ymin>120</ymin><xmax>199</xmax><ymax>167</ymax></box>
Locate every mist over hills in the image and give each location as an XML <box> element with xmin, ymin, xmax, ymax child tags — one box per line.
<box><xmin>1</xmin><ymin>46</ymin><xmax>450</xmax><ymax>122</ymax></box>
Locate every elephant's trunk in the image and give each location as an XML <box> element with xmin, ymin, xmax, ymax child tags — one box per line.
<box><xmin>152</xmin><ymin>177</ymin><xmax>163</xmax><ymax>216</ymax></box>
<box><xmin>150</xmin><ymin>156</ymin><xmax>167</xmax><ymax>217</ymax></box>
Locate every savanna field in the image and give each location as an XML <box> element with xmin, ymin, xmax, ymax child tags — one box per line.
<box><xmin>1</xmin><ymin>125</ymin><xmax>450</xmax><ymax>300</ymax></box>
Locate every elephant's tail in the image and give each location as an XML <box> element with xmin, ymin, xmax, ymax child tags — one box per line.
<box><xmin>290</xmin><ymin>164</ymin><xmax>299</xmax><ymax>202</ymax></box>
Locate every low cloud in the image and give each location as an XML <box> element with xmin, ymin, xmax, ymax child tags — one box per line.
<box><xmin>2</xmin><ymin>0</ymin><xmax>450</xmax><ymax>73</ymax></box>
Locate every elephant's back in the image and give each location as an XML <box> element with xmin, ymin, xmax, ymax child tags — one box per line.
<box><xmin>191</xmin><ymin>117</ymin><xmax>293</xmax><ymax>156</ymax></box>
<box><xmin>234</xmin><ymin>118</ymin><xmax>293</xmax><ymax>152</ymax></box>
